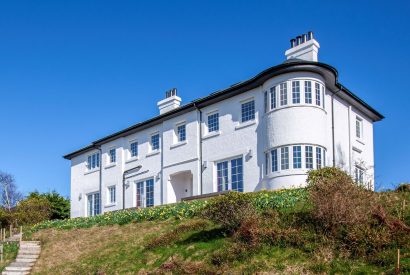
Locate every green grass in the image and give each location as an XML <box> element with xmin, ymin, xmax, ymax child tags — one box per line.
<box><xmin>0</xmin><ymin>242</ymin><xmax>19</xmax><ymax>272</ymax></box>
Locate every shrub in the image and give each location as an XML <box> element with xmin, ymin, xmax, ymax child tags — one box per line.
<box><xmin>200</xmin><ymin>192</ymin><xmax>256</xmax><ymax>232</ymax></box>
<box><xmin>396</xmin><ymin>183</ymin><xmax>410</xmax><ymax>193</ymax></box>
<box><xmin>15</xmin><ymin>197</ymin><xmax>52</xmax><ymax>225</ymax></box>
<box><xmin>28</xmin><ymin>191</ymin><xmax>70</xmax><ymax>220</ymax></box>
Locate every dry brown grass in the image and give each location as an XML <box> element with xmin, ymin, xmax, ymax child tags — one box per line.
<box><xmin>31</xmin><ymin>221</ymin><xmax>168</xmax><ymax>274</ymax></box>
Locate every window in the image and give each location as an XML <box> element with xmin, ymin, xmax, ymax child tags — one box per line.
<box><xmin>241</xmin><ymin>100</ymin><xmax>255</xmax><ymax>122</ymax></box>
<box><xmin>293</xmin><ymin>146</ymin><xmax>302</xmax><ymax>169</ymax></box>
<box><xmin>316</xmin><ymin>147</ymin><xmax>322</xmax><ymax>169</ymax></box>
<box><xmin>355</xmin><ymin>166</ymin><xmax>364</xmax><ymax>185</ymax></box>
<box><xmin>87</xmin><ymin>152</ymin><xmax>100</xmax><ymax>170</ymax></box>
<box><xmin>322</xmin><ymin>86</ymin><xmax>325</xmax><ymax>109</ymax></box>
<box><xmin>87</xmin><ymin>193</ymin><xmax>100</xmax><ymax>217</ymax></box>
<box><xmin>217</xmin><ymin>157</ymin><xmax>243</xmax><ymax>192</ymax></box>
<box><xmin>264</xmin><ymin>91</ymin><xmax>268</xmax><ymax>113</ymax></box>
<box><xmin>177</xmin><ymin>124</ymin><xmax>186</xmax><ymax>142</ymax></box>
<box><xmin>108</xmin><ymin>186</ymin><xmax>116</xmax><ymax>204</ymax></box>
<box><xmin>109</xmin><ymin>148</ymin><xmax>116</xmax><ymax>163</ymax></box>
<box><xmin>130</xmin><ymin>142</ymin><xmax>138</xmax><ymax>157</ymax></box>
<box><xmin>136</xmin><ymin>179</ymin><xmax>154</xmax><ymax>208</ymax></box>
<box><xmin>280</xmin><ymin>83</ymin><xmax>287</xmax><ymax>106</ymax></box>
<box><xmin>270</xmin><ymin>86</ymin><xmax>277</xmax><ymax>109</ymax></box>
<box><xmin>315</xmin><ymin>82</ymin><xmax>321</xmax><ymax>106</ymax></box>
<box><xmin>305</xmin><ymin>81</ymin><xmax>312</xmax><ymax>104</ymax></box>
<box><xmin>281</xmin><ymin>147</ymin><xmax>289</xmax><ymax>170</ymax></box>
<box><xmin>208</xmin><ymin>113</ymin><xmax>219</xmax><ymax>132</ymax></box>
<box><xmin>271</xmin><ymin>149</ymin><xmax>278</xmax><ymax>172</ymax></box>
<box><xmin>305</xmin><ymin>146</ymin><xmax>313</xmax><ymax>169</ymax></box>
<box><xmin>292</xmin><ymin>81</ymin><xmax>300</xmax><ymax>104</ymax></box>
<box><xmin>356</xmin><ymin>117</ymin><xmax>363</xmax><ymax>139</ymax></box>
<box><xmin>265</xmin><ymin>153</ymin><xmax>269</xmax><ymax>175</ymax></box>
<box><xmin>151</xmin><ymin>134</ymin><xmax>160</xmax><ymax>151</ymax></box>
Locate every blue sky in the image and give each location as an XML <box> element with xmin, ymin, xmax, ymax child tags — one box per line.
<box><xmin>0</xmin><ymin>0</ymin><xmax>409</xmax><ymax>197</ymax></box>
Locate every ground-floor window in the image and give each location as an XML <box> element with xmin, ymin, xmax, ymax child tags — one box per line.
<box><xmin>87</xmin><ymin>192</ymin><xmax>100</xmax><ymax>217</ymax></box>
<box><xmin>136</xmin><ymin>179</ymin><xmax>154</xmax><ymax>208</ymax></box>
<box><xmin>354</xmin><ymin>166</ymin><xmax>365</xmax><ymax>185</ymax></box>
<box><xmin>217</xmin><ymin>157</ymin><xmax>243</xmax><ymax>192</ymax></box>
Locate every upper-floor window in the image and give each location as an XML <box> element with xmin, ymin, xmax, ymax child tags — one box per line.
<box><xmin>356</xmin><ymin>117</ymin><xmax>363</xmax><ymax>139</ymax></box>
<box><xmin>264</xmin><ymin>91</ymin><xmax>268</xmax><ymax>113</ymax></box>
<box><xmin>280</xmin><ymin>147</ymin><xmax>289</xmax><ymax>170</ymax></box>
<box><xmin>241</xmin><ymin>100</ymin><xmax>255</xmax><ymax>123</ymax></box>
<box><xmin>271</xmin><ymin>149</ymin><xmax>278</xmax><ymax>172</ymax></box>
<box><xmin>177</xmin><ymin>124</ymin><xmax>186</xmax><ymax>142</ymax></box>
<box><xmin>151</xmin><ymin>134</ymin><xmax>160</xmax><ymax>151</ymax></box>
<box><xmin>108</xmin><ymin>186</ymin><xmax>116</xmax><ymax>204</ymax></box>
<box><xmin>130</xmin><ymin>142</ymin><xmax>138</xmax><ymax>157</ymax></box>
<box><xmin>305</xmin><ymin>81</ymin><xmax>312</xmax><ymax>104</ymax></box>
<box><xmin>292</xmin><ymin>81</ymin><xmax>300</xmax><ymax>104</ymax></box>
<box><xmin>87</xmin><ymin>152</ymin><xmax>100</xmax><ymax>170</ymax></box>
<box><xmin>305</xmin><ymin>145</ymin><xmax>313</xmax><ymax>169</ymax></box>
<box><xmin>315</xmin><ymin>82</ymin><xmax>321</xmax><ymax>106</ymax></box>
<box><xmin>293</xmin><ymin>146</ymin><xmax>302</xmax><ymax>169</ymax></box>
<box><xmin>280</xmin><ymin>83</ymin><xmax>288</xmax><ymax>106</ymax></box>
<box><xmin>270</xmin><ymin>86</ymin><xmax>277</xmax><ymax>109</ymax></box>
<box><xmin>217</xmin><ymin>157</ymin><xmax>243</xmax><ymax>192</ymax></box>
<box><xmin>208</xmin><ymin>113</ymin><xmax>219</xmax><ymax>133</ymax></box>
<box><xmin>109</xmin><ymin>148</ymin><xmax>116</xmax><ymax>163</ymax></box>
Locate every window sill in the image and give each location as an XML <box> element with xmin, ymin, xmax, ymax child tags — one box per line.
<box><xmin>356</xmin><ymin>139</ymin><xmax>365</xmax><ymax>145</ymax></box>
<box><xmin>146</xmin><ymin>150</ymin><xmax>160</xmax><ymax>157</ymax></box>
<box><xmin>203</xmin><ymin>131</ymin><xmax>221</xmax><ymax>140</ymax></box>
<box><xmin>235</xmin><ymin>120</ymin><xmax>256</xmax><ymax>130</ymax></box>
<box><xmin>125</xmin><ymin>157</ymin><xmax>139</xmax><ymax>164</ymax></box>
<box><xmin>104</xmin><ymin>203</ymin><xmax>116</xmax><ymax>208</ymax></box>
<box><xmin>84</xmin><ymin>168</ymin><xmax>100</xmax><ymax>175</ymax></box>
<box><xmin>170</xmin><ymin>141</ymin><xmax>187</xmax><ymax>149</ymax></box>
<box><xmin>104</xmin><ymin>163</ymin><xmax>117</xmax><ymax>169</ymax></box>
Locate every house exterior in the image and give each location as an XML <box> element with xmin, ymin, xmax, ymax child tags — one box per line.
<box><xmin>64</xmin><ymin>32</ymin><xmax>383</xmax><ymax>218</ymax></box>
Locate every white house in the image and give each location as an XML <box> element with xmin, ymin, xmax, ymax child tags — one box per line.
<box><xmin>64</xmin><ymin>32</ymin><xmax>383</xmax><ymax>218</ymax></box>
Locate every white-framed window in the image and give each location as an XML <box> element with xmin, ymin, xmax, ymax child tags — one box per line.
<box><xmin>136</xmin><ymin>178</ymin><xmax>154</xmax><ymax>208</ymax></box>
<box><xmin>87</xmin><ymin>152</ymin><xmax>100</xmax><ymax>170</ymax></box>
<box><xmin>216</xmin><ymin>156</ymin><xmax>243</xmax><ymax>192</ymax></box>
<box><xmin>207</xmin><ymin>112</ymin><xmax>219</xmax><ymax>133</ymax></box>
<box><xmin>322</xmin><ymin>86</ymin><xmax>326</xmax><ymax>109</ymax></box>
<box><xmin>108</xmin><ymin>186</ymin><xmax>116</xmax><ymax>204</ymax></box>
<box><xmin>305</xmin><ymin>81</ymin><xmax>312</xmax><ymax>104</ymax></box>
<box><xmin>271</xmin><ymin>149</ymin><xmax>278</xmax><ymax>172</ymax></box>
<box><xmin>270</xmin><ymin>86</ymin><xmax>277</xmax><ymax>109</ymax></box>
<box><xmin>281</xmin><ymin>147</ymin><xmax>289</xmax><ymax>170</ymax></box>
<box><xmin>293</xmin><ymin>146</ymin><xmax>302</xmax><ymax>169</ymax></box>
<box><xmin>130</xmin><ymin>141</ymin><xmax>138</xmax><ymax>157</ymax></box>
<box><xmin>109</xmin><ymin>148</ymin><xmax>116</xmax><ymax>163</ymax></box>
<box><xmin>316</xmin><ymin>147</ymin><xmax>323</xmax><ymax>169</ymax></box>
<box><xmin>265</xmin><ymin>152</ymin><xmax>269</xmax><ymax>175</ymax></box>
<box><xmin>151</xmin><ymin>133</ymin><xmax>160</xmax><ymax>151</ymax></box>
<box><xmin>315</xmin><ymin>82</ymin><xmax>321</xmax><ymax>106</ymax></box>
<box><xmin>264</xmin><ymin>91</ymin><xmax>268</xmax><ymax>113</ymax></box>
<box><xmin>292</xmin><ymin>81</ymin><xmax>300</xmax><ymax>104</ymax></box>
<box><xmin>354</xmin><ymin>166</ymin><xmax>365</xmax><ymax>185</ymax></box>
<box><xmin>241</xmin><ymin>100</ymin><xmax>255</xmax><ymax>123</ymax></box>
<box><xmin>177</xmin><ymin>124</ymin><xmax>186</xmax><ymax>142</ymax></box>
<box><xmin>305</xmin><ymin>145</ymin><xmax>313</xmax><ymax>169</ymax></box>
<box><xmin>280</xmin><ymin>83</ymin><xmax>288</xmax><ymax>106</ymax></box>
<box><xmin>356</xmin><ymin>117</ymin><xmax>363</xmax><ymax>139</ymax></box>
<box><xmin>87</xmin><ymin>192</ymin><xmax>100</xmax><ymax>217</ymax></box>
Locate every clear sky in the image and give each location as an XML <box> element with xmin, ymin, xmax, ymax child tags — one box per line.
<box><xmin>0</xmin><ymin>0</ymin><xmax>409</xmax><ymax>197</ymax></box>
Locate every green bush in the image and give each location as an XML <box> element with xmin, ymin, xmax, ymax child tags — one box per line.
<box><xmin>28</xmin><ymin>191</ymin><xmax>70</xmax><ymax>220</ymax></box>
<box><xmin>15</xmin><ymin>197</ymin><xmax>52</xmax><ymax>225</ymax></box>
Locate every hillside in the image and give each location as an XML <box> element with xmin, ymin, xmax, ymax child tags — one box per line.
<box><xmin>26</xmin><ymin>169</ymin><xmax>410</xmax><ymax>274</ymax></box>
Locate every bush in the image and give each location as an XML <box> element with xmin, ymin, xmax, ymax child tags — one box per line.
<box><xmin>200</xmin><ymin>192</ymin><xmax>256</xmax><ymax>232</ymax></box>
<box><xmin>28</xmin><ymin>191</ymin><xmax>70</xmax><ymax>220</ymax></box>
<box><xmin>396</xmin><ymin>183</ymin><xmax>410</xmax><ymax>193</ymax></box>
<box><xmin>15</xmin><ymin>197</ymin><xmax>52</xmax><ymax>225</ymax></box>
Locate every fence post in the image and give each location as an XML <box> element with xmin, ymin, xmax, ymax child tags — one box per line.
<box><xmin>9</xmin><ymin>225</ymin><xmax>12</xmax><ymax>240</ymax></box>
<box><xmin>0</xmin><ymin>244</ymin><xmax>3</xmax><ymax>263</ymax></box>
<box><xmin>20</xmin><ymin>226</ymin><xmax>22</xmax><ymax>242</ymax></box>
<box><xmin>395</xmin><ymin>248</ymin><xmax>400</xmax><ymax>274</ymax></box>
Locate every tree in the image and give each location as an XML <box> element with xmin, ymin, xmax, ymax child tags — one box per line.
<box><xmin>28</xmin><ymin>191</ymin><xmax>70</xmax><ymax>220</ymax></box>
<box><xmin>0</xmin><ymin>171</ymin><xmax>22</xmax><ymax>211</ymax></box>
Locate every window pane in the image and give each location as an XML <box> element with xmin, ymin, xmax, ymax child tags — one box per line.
<box><xmin>265</xmin><ymin>153</ymin><xmax>269</xmax><ymax>175</ymax></box>
<box><xmin>356</xmin><ymin>118</ymin><xmax>362</xmax><ymax>138</ymax></box>
<box><xmin>208</xmin><ymin>113</ymin><xmax>219</xmax><ymax>132</ymax></box>
<box><xmin>271</xmin><ymin>149</ymin><xmax>278</xmax><ymax>172</ymax></box>
<box><xmin>315</xmin><ymin>83</ymin><xmax>321</xmax><ymax>106</ymax></box>
<box><xmin>316</xmin><ymin>147</ymin><xmax>322</xmax><ymax>169</ymax></box>
<box><xmin>109</xmin><ymin>186</ymin><xmax>116</xmax><ymax>204</ymax></box>
<box><xmin>217</xmin><ymin>161</ymin><xmax>228</xmax><ymax>192</ymax></box>
<box><xmin>92</xmin><ymin>154</ymin><xmax>96</xmax><ymax>169</ymax></box>
<box><xmin>146</xmin><ymin>179</ymin><xmax>154</xmax><ymax>207</ymax></box>
<box><xmin>231</xmin><ymin>158</ymin><xmax>243</xmax><ymax>192</ymax></box>
<box><xmin>151</xmin><ymin>134</ymin><xmax>160</xmax><ymax>150</ymax></box>
<box><xmin>293</xmin><ymin>146</ymin><xmax>302</xmax><ymax>169</ymax></box>
<box><xmin>87</xmin><ymin>156</ymin><xmax>91</xmax><ymax>169</ymax></box>
<box><xmin>109</xmin><ymin>149</ymin><xmax>116</xmax><ymax>163</ymax></box>
<box><xmin>270</xmin><ymin>86</ymin><xmax>276</xmax><ymax>109</ymax></box>
<box><xmin>264</xmin><ymin>91</ymin><xmax>268</xmax><ymax>113</ymax></box>
<box><xmin>241</xmin><ymin>100</ymin><xmax>255</xmax><ymax>122</ymax></box>
<box><xmin>177</xmin><ymin>125</ymin><xmax>186</xmax><ymax>142</ymax></box>
<box><xmin>305</xmin><ymin>81</ymin><xmax>312</xmax><ymax>104</ymax></box>
<box><xmin>136</xmin><ymin>182</ymin><xmax>144</xmax><ymax>208</ymax></box>
<box><xmin>305</xmin><ymin>146</ymin><xmax>313</xmax><ymax>169</ymax></box>
<box><xmin>131</xmin><ymin>142</ymin><xmax>138</xmax><ymax>157</ymax></box>
<box><xmin>87</xmin><ymin>194</ymin><xmax>93</xmax><ymax>216</ymax></box>
<box><xmin>280</xmin><ymin>83</ymin><xmax>287</xmax><ymax>106</ymax></box>
<box><xmin>281</xmin><ymin>147</ymin><xmax>289</xmax><ymax>170</ymax></box>
<box><xmin>93</xmin><ymin>193</ymin><xmax>100</xmax><ymax>216</ymax></box>
<box><xmin>292</xmin><ymin>81</ymin><xmax>300</xmax><ymax>104</ymax></box>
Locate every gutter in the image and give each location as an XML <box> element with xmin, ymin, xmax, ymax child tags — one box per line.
<box><xmin>93</xmin><ymin>145</ymin><xmax>102</xmax><ymax>214</ymax></box>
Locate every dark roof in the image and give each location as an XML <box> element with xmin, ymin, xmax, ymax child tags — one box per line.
<box><xmin>63</xmin><ymin>60</ymin><xmax>384</xmax><ymax>160</ymax></box>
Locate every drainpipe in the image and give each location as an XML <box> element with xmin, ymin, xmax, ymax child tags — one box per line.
<box><xmin>93</xmin><ymin>145</ymin><xmax>102</xmax><ymax>214</ymax></box>
<box><xmin>194</xmin><ymin>103</ymin><xmax>203</xmax><ymax>195</ymax></box>
<box><xmin>160</xmin><ymin>129</ymin><xmax>164</xmax><ymax>205</ymax></box>
<box><xmin>331</xmin><ymin>88</ymin><xmax>342</xmax><ymax>167</ymax></box>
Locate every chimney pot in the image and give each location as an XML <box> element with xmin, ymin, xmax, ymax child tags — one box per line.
<box><xmin>296</xmin><ymin>36</ymin><xmax>302</xmax><ymax>45</ymax></box>
<box><xmin>290</xmin><ymin>39</ymin><xmax>296</xmax><ymax>48</ymax></box>
<box><xmin>302</xmin><ymin>34</ymin><xmax>307</xmax><ymax>43</ymax></box>
<box><xmin>307</xmin><ymin>31</ymin><xmax>313</xmax><ymax>41</ymax></box>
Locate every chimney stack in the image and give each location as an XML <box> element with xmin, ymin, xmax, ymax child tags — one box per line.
<box><xmin>157</xmin><ymin>88</ymin><xmax>181</xmax><ymax>114</ymax></box>
<box><xmin>285</xmin><ymin>31</ymin><xmax>320</xmax><ymax>62</ymax></box>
